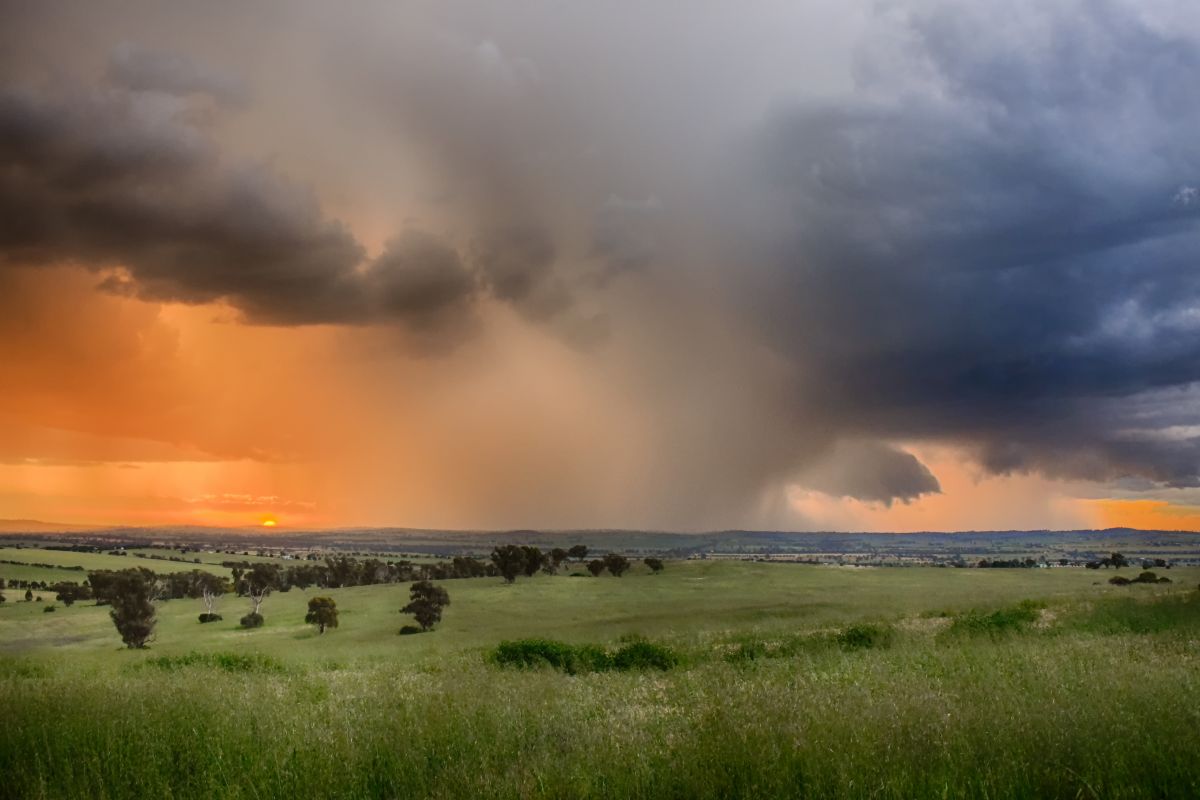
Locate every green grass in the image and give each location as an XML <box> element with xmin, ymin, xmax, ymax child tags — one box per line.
<box><xmin>1</xmin><ymin>557</ymin><xmax>1199</xmax><ymax>798</ymax></box>
<box><xmin>0</xmin><ymin>546</ymin><xmax>233</xmax><ymax>587</ymax></box>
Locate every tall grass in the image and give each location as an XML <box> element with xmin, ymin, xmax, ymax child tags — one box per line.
<box><xmin>2</xmin><ymin>622</ymin><xmax>1198</xmax><ymax>799</ymax></box>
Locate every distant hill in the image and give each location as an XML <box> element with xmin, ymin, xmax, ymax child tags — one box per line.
<box><xmin>1</xmin><ymin>524</ymin><xmax>1197</xmax><ymax>562</ymax></box>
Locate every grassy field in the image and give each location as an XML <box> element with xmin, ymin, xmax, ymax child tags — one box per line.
<box><xmin>1</xmin><ymin>551</ymin><xmax>1198</xmax><ymax>798</ymax></box>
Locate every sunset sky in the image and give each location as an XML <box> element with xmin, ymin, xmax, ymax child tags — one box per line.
<box><xmin>2</xmin><ymin>1</ymin><xmax>1200</xmax><ymax>532</ymax></box>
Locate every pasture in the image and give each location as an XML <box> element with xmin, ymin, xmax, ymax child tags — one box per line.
<box><xmin>1</xmin><ymin>549</ymin><xmax>1198</xmax><ymax>798</ymax></box>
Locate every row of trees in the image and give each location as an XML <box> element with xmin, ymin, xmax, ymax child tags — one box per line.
<box><xmin>488</xmin><ymin>547</ymin><xmax>664</xmax><ymax>583</ymax></box>
<box><xmin>78</xmin><ymin>565</ymin><xmax>455</xmax><ymax>646</ymax></box>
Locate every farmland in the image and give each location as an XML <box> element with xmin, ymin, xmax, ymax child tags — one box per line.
<box><xmin>1</xmin><ymin>541</ymin><xmax>1199</xmax><ymax>798</ymax></box>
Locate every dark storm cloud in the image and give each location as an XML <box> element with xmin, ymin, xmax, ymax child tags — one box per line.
<box><xmin>0</xmin><ymin>77</ymin><xmax>479</xmax><ymax>330</ymax></box>
<box><xmin>472</xmin><ymin>225</ymin><xmax>569</xmax><ymax>321</ymax></box>
<box><xmin>368</xmin><ymin>230</ymin><xmax>477</xmax><ymax>328</ymax></box>
<box><xmin>797</xmin><ymin>441</ymin><xmax>941</xmax><ymax>506</ymax></box>
<box><xmin>733</xmin><ymin>1</ymin><xmax>1200</xmax><ymax>491</ymax></box>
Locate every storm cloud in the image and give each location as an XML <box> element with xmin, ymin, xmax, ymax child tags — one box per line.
<box><xmin>730</xmin><ymin>0</ymin><xmax>1200</xmax><ymax>491</ymax></box>
<box><xmin>2</xmin><ymin>0</ymin><xmax>1199</xmax><ymax>523</ymax></box>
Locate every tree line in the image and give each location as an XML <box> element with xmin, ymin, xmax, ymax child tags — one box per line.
<box><xmin>4</xmin><ymin>548</ymin><xmax>666</xmax><ymax>647</ymax></box>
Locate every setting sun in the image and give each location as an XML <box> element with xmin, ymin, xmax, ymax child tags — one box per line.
<box><xmin>261</xmin><ymin>519</ymin><xmax>277</xmax><ymax>528</ymax></box>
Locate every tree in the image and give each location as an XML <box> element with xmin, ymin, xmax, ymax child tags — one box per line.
<box><xmin>568</xmin><ymin>544</ymin><xmax>589</xmax><ymax>563</ymax></box>
<box><xmin>491</xmin><ymin>545</ymin><xmax>527</xmax><ymax>584</ymax></box>
<box><xmin>587</xmin><ymin>559</ymin><xmax>606</xmax><ymax>577</ymax></box>
<box><xmin>603</xmin><ymin>553</ymin><xmax>631</xmax><ymax>577</ymax></box>
<box><xmin>24</xmin><ymin>588</ymin><xmax>33</xmax><ymax>602</ymax></box>
<box><xmin>53</xmin><ymin>582</ymin><xmax>92</xmax><ymax>606</ymax></box>
<box><xmin>107</xmin><ymin>569</ymin><xmax>158</xmax><ymax>648</ymax></box>
<box><xmin>196</xmin><ymin>571</ymin><xmax>228</xmax><ymax>622</ymax></box>
<box><xmin>644</xmin><ymin>557</ymin><xmax>665</xmax><ymax>574</ymax></box>
<box><xmin>402</xmin><ymin>580</ymin><xmax>450</xmax><ymax>631</ymax></box>
<box><xmin>243</xmin><ymin>563</ymin><xmax>280</xmax><ymax>618</ymax></box>
<box><xmin>520</xmin><ymin>546</ymin><xmax>544</xmax><ymax>577</ymax></box>
<box><xmin>546</xmin><ymin>548</ymin><xmax>569</xmax><ymax>574</ymax></box>
<box><xmin>305</xmin><ymin>596</ymin><xmax>339</xmax><ymax>634</ymax></box>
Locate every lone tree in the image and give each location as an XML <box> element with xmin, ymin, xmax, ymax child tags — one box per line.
<box><xmin>402</xmin><ymin>580</ymin><xmax>450</xmax><ymax>631</ymax></box>
<box><xmin>491</xmin><ymin>545</ymin><xmax>527</xmax><ymax>584</ymax></box>
<box><xmin>240</xmin><ymin>563</ymin><xmax>280</xmax><ymax>626</ymax></box>
<box><xmin>644</xmin><ymin>557</ymin><xmax>665</xmax><ymax>574</ymax></box>
<box><xmin>107</xmin><ymin>569</ymin><xmax>159</xmax><ymax>648</ymax></box>
<box><xmin>568</xmin><ymin>544</ymin><xmax>589</xmax><ymax>563</ymax></box>
<box><xmin>304</xmin><ymin>596</ymin><xmax>339</xmax><ymax>634</ymax></box>
<box><xmin>603</xmin><ymin>553</ymin><xmax>631</xmax><ymax>577</ymax></box>
<box><xmin>196</xmin><ymin>572</ymin><xmax>228</xmax><ymax>623</ymax></box>
<box><xmin>587</xmin><ymin>559</ymin><xmax>606</xmax><ymax>577</ymax></box>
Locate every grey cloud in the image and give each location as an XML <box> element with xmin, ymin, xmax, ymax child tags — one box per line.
<box><xmin>108</xmin><ymin>43</ymin><xmax>246</xmax><ymax>104</ymax></box>
<box><xmin>729</xmin><ymin>0</ymin><xmax>1200</xmax><ymax>491</ymax></box>
<box><xmin>0</xmin><ymin>79</ymin><xmax>486</xmax><ymax>332</ymax></box>
<box><xmin>368</xmin><ymin>230</ymin><xmax>477</xmax><ymax>329</ymax></box>
<box><xmin>591</xmin><ymin>195</ymin><xmax>661</xmax><ymax>275</ymax></box>
<box><xmin>798</xmin><ymin>440</ymin><xmax>941</xmax><ymax>506</ymax></box>
<box><xmin>472</xmin><ymin>225</ymin><xmax>569</xmax><ymax>321</ymax></box>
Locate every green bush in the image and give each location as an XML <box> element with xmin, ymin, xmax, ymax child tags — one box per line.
<box><xmin>611</xmin><ymin>640</ymin><xmax>679</xmax><ymax>671</ymax></box>
<box><xmin>239</xmin><ymin>612</ymin><xmax>264</xmax><ymax>628</ymax></box>
<box><xmin>42</xmin><ymin>605</ymin><xmax>56</xmax><ymax>613</ymax></box>
<box><xmin>145</xmin><ymin>652</ymin><xmax>284</xmax><ymax>673</ymax></box>
<box><xmin>835</xmin><ymin>623</ymin><xmax>892</xmax><ymax>650</ymax></box>
<box><xmin>198</xmin><ymin>613</ymin><xmax>223</xmax><ymax>623</ymax></box>
<box><xmin>948</xmin><ymin>600</ymin><xmax>1042</xmax><ymax>636</ymax></box>
<box><xmin>490</xmin><ymin>638</ymin><xmax>679</xmax><ymax>674</ymax></box>
<box><xmin>491</xmin><ymin>639</ymin><xmax>582</xmax><ymax>672</ymax></box>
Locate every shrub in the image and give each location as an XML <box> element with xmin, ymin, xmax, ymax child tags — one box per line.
<box><xmin>611</xmin><ymin>640</ymin><xmax>678</xmax><ymax>670</ymax></box>
<box><xmin>949</xmin><ymin>600</ymin><xmax>1042</xmax><ymax>636</ymax></box>
<box><xmin>239</xmin><ymin>612</ymin><xmax>264</xmax><ymax>628</ymax></box>
<box><xmin>146</xmin><ymin>652</ymin><xmax>284</xmax><ymax>673</ymax></box>
<box><xmin>836</xmin><ymin>623</ymin><xmax>893</xmax><ymax>650</ymax></box>
<box><xmin>1109</xmin><ymin>576</ymin><xmax>1132</xmax><ymax>586</ymax></box>
<box><xmin>492</xmin><ymin>639</ymin><xmax>581</xmax><ymax>672</ymax></box>
<box><xmin>489</xmin><ymin>638</ymin><xmax>679</xmax><ymax>674</ymax></box>
<box><xmin>43</xmin><ymin>605</ymin><xmax>56</xmax><ymax>613</ymax></box>
<box><xmin>399</xmin><ymin>625</ymin><xmax>423</xmax><ymax>635</ymax></box>
<box><xmin>198</xmin><ymin>613</ymin><xmax>223</xmax><ymax>623</ymax></box>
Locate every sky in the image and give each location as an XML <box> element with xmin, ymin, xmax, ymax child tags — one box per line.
<box><xmin>2</xmin><ymin>0</ymin><xmax>1200</xmax><ymax>532</ymax></box>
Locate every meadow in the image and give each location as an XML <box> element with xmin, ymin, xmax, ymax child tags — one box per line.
<box><xmin>1</xmin><ymin>549</ymin><xmax>1198</xmax><ymax>798</ymax></box>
